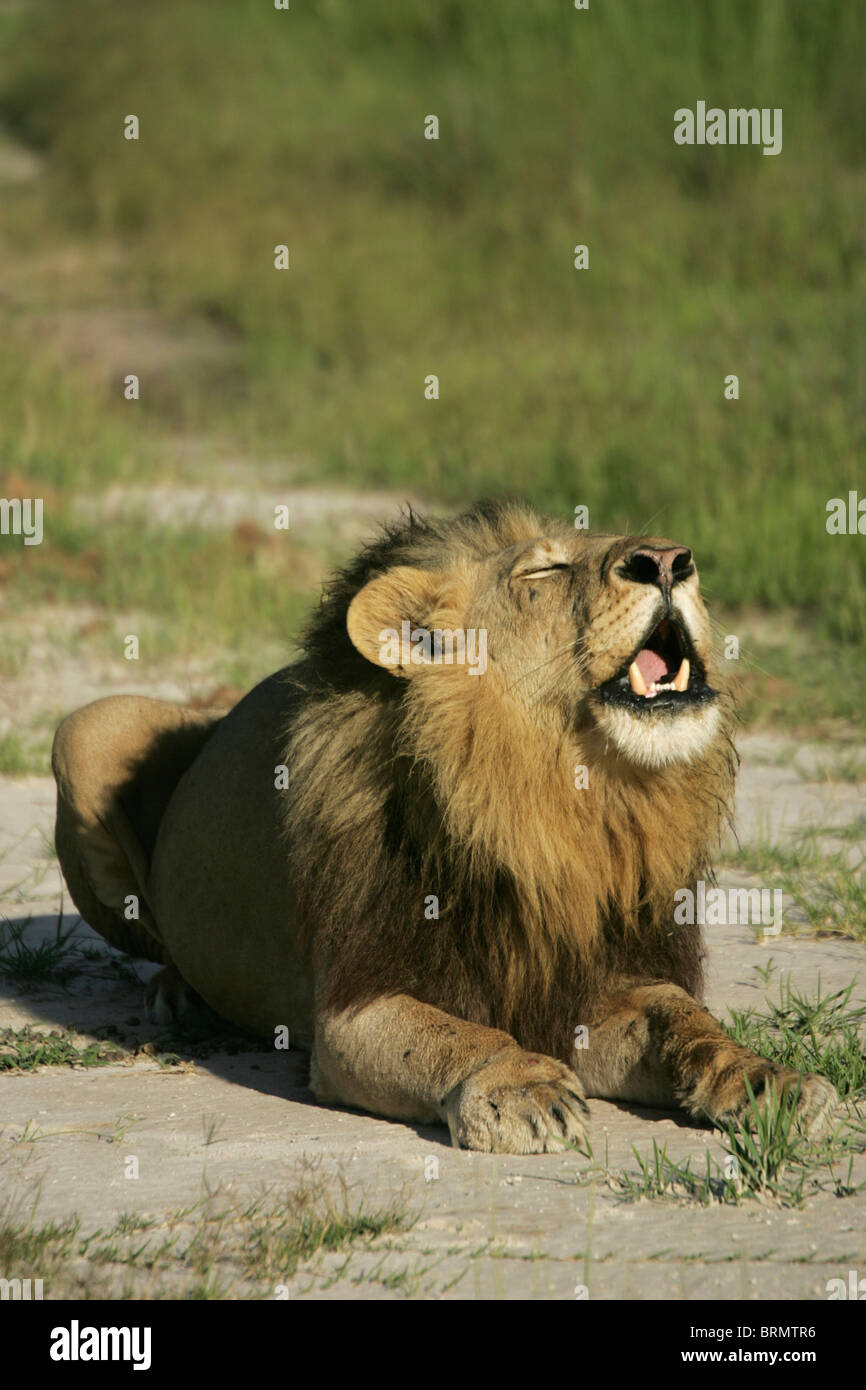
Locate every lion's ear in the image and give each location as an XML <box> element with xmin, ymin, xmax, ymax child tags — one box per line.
<box><xmin>346</xmin><ymin>566</ymin><xmax>443</xmax><ymax>674</ymax></box>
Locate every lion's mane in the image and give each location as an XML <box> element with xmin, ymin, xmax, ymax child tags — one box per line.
<box><xmin>279</xmin><ymin>501</ymin><xmax>737</xmax><ymax>1061</ymax></box>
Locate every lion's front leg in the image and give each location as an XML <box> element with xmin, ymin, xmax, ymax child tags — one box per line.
<box><xmin>574</xmin><ymin>982</ymin><xmax>837</xmax><ymax>1137</ymax></box>
<box><xmin>312</xmin><ymin>994</ymin><xmax>589</xmax><ymax>1153</ymax></box>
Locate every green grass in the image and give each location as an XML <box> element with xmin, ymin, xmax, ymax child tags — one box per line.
<box><xmin>1</xmin><ymin>513</ymin><xmax>320</xmax><ymax>657</ymax></box>
<box><xmin>0</xmin><ymin>0</ymin><xmax>863</xmax><ymax>647</ymax></box>
<box><xmin>0</xmin><ymin>344</ymin><xmax>151</xmax><ymax>493</ymax></box>
<box><xmin>726</xmin><ymin>979</ymin><xmax>866</xmax><ymax>1102</ymax></box>
<box><xmin>616</xmin><ymin>1087</ymin><xmax>865</xmax><ymax>1210</ymax></box>
<box><xmin>797</xmin><ymin>750</ymin><xmax>866</xmax><ymax>783</ymax></box>
<box><xmin>0</xmin><ymin>910</ymin><xmax>85</xmax><ymax>985</ymax></box>
<box><xmin>0</xmin><ymin>1022</ymin><xmax>214</xmax><ymax>1074</ymax></box>
<box><xmin>722</xmin><ymin>831</ymin><xmax>866</xmax><ymax>941</ymax></box>
<box><xmin>0</xmin><ymin>1024</ymin><xmax>126</xmax><ymax>1072</ymax></box>
<box><xmin>722</xmin><ymin>835</ymin><xmax>823</xmax><ymax>878</ymax></box>
<box><xmin>0</xmin><ymin>732</ymin><xmax>30</xmax><ymax>775</ymax></box>
<box><xmin>726</xmin><ymin>635</ymin><xmax>866</xmax><ymax>730</ymax></box>
<box><xmin>0</xmin><ymin>1163</ymin><xmax>415</xmax><ymax>1298</ymax></box>
<box><xmin>819</xmin><ymin>818</ymin><xmax>866</xmax><ymax>844</ymax></box>
<box><xmin>0</xmin><ymin>638</ymin><xmax>25</xmax><ymax>679</ymax></box>
<box><xmin>792</xmin><ymin>856</ymin><xmax>866</xmax><ymax>939</ymax></box>
<box><xmin>0</xmin><ymin>1212</ymin><xmax>81</xmax><ymax>1275</ymax></box>
<box><xmin>614</xmin><ymin>1125</ymin><xmax>864</xmax><ymax>1210</ymax></box>
<box><xmin>721</xmin><ymin>1076</ymin><xmax>811</xmax><ymax>1204</ymax></box>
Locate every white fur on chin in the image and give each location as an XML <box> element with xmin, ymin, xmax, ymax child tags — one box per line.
<box><xmin>598</xmin><ymin>701</ymin><xmax>723</xmax><ymax>770</ymax></box>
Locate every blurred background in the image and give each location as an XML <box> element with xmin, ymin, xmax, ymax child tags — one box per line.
<box><xmin>0</xmin><ymin>0</ymin><xmax>863</xmax><ymax>771</ymax></box>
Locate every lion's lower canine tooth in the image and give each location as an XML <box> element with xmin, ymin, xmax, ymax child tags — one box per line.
<box><xmin>628</xmin><ymin>661</ymin><xmax>648</xmax><ymax>695</ymax></box>
<box><xmin>673</xmin><ymin>658</ymin><xmax>690</xmax><ymax>692</ymax></box>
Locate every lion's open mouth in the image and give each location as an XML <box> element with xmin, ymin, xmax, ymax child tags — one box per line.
<box><xmin>596</xmin><ymin>616</ymin><xmax>716</xmax><ymax>714</ymax></box>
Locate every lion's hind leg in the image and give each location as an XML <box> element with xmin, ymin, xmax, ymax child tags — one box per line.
<box><xmin>52</xmin><ymin>694</ymin><xmax>224</xmax><ymax>965</ymax></box>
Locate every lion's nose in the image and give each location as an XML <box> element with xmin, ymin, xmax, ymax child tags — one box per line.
<box><xmin>621</xmin><ymin>546</ymin><xmax>693</xmax><ymax>592</ymax></box>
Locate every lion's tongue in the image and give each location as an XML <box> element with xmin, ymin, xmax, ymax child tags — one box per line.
<box><xmin>635</xmin><ymin>648</ymin><xmax>668</xmax><ymax>684</ymax></box>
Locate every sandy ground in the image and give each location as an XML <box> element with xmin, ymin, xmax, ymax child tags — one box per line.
<box><xmin>1</xmin><ymin>733</ymin><xmax>864</xmax><ymax>1301</ymax></box>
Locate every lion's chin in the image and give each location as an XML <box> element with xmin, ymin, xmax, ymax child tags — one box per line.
<box><xmin>594</xmin><ymin>701</ymin><xmax>724</xmax><ymax>770</ymax></box>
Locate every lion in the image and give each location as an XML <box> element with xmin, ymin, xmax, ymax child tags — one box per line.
<box><xmin>51</xmin><ymin>500</ymin><xmax>837</xmax><ymax>1152</ymax></box>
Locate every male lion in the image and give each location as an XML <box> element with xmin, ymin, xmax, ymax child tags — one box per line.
<box><xmin>52</xmin><ymin>501</ymin><xmax>837</xmax><ymax>1152</ymax></box>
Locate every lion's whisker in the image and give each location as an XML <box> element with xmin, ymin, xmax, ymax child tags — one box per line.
<box><xmin>502</xmin><ymin>642</ymin><xmax>584</xmax><ymax>696</ymax></box>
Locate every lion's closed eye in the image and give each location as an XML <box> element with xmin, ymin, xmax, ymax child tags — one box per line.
<box><xmin>516</xmin><ymin>563</ymin><xmax>572</xmax><ymax>580</ymax></box>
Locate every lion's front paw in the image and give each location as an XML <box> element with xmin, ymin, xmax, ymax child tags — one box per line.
<box><xmin>778</xmin><ymin>1071</ymin><xmax>838</xmax><ymax>1139</ymax></box>
<box><xmin>443</xmin><ymin>1050</ymin><xmax>589</xmax><ymax>1154</ymax></box>
<box><xmin>722</xmin><ymin>1068</ymin><xmax>838</xmax><ymax>1140</ymax></box>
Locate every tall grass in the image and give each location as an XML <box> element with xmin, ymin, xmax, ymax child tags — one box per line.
<box><xmin>0</xmin><ymin>1</ymin><xmax>864</xmax><ymax>636</ymax></box>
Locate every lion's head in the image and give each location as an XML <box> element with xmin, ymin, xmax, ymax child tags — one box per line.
<box><xmin>341</xmin><ymin>500</ymin><xmax>724</xmax><ymax>771</ymax></box>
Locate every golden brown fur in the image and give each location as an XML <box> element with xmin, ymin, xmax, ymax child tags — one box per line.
<box><xmin>52</xmin><ymin>500</ymin><xmax>838</xmax><ymax>1151</ymax></box>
